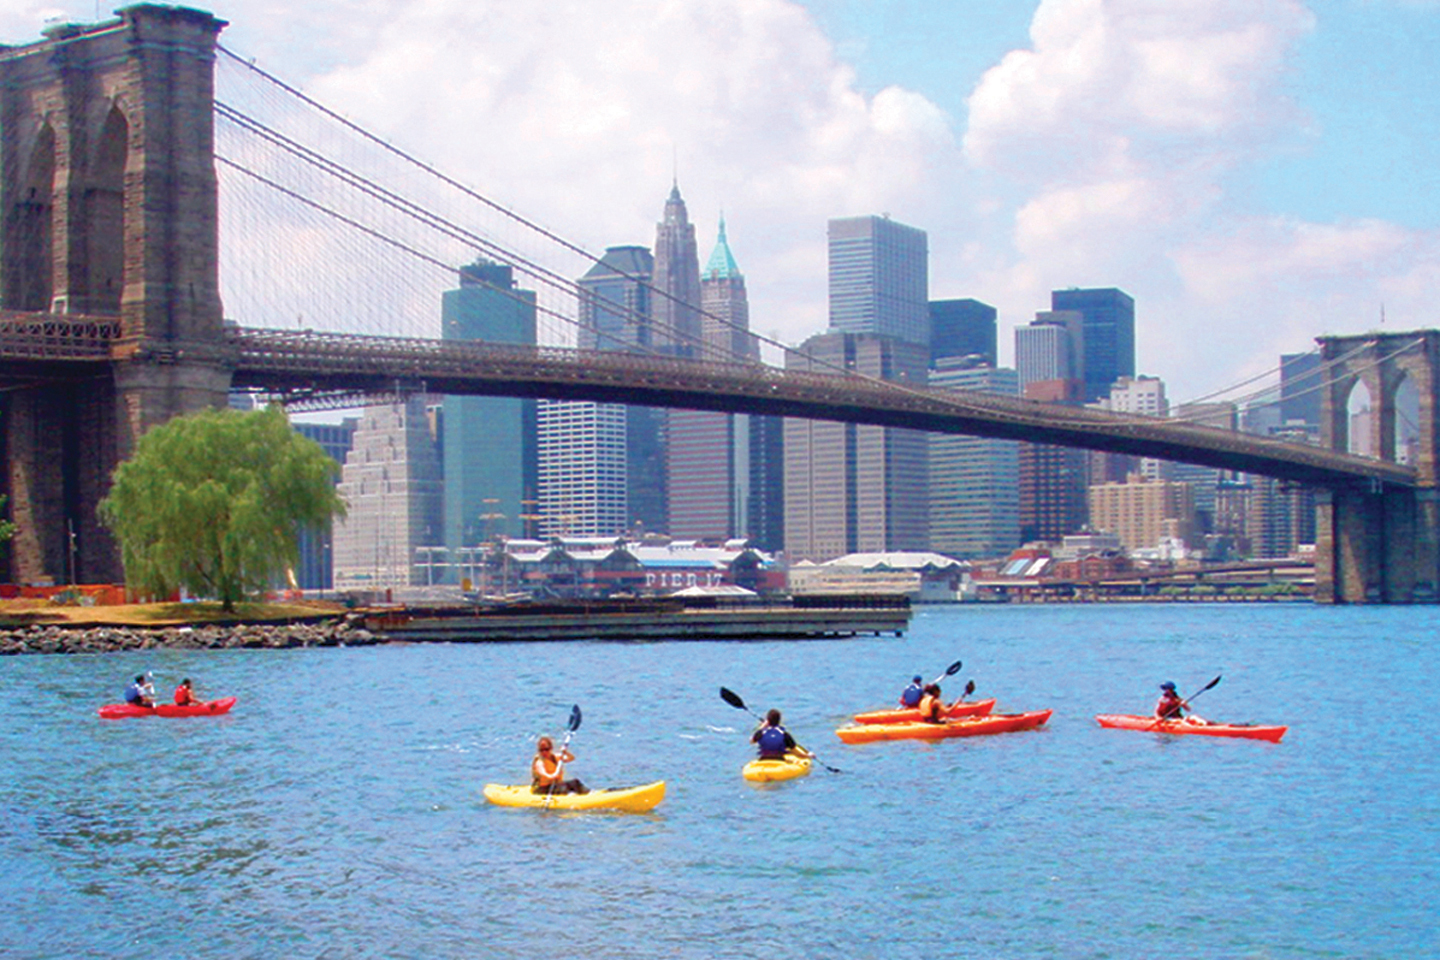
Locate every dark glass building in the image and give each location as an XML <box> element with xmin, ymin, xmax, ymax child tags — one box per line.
<box><xmin>1051</xmin><ymin>287</ymin><xmax>1135</xmax><ymax>403</ymax></box>
<box><xmin>929</xmin><ymin>298</ymin><xmax>997</xmax><ymax>368</ymax></box>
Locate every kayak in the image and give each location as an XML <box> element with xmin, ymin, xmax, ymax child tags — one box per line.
<box><xmin>98</xmin><ymin>696</ymin><xmax>238</xmax><ymax>720</ymax></box>
<box><xmin>1095</xmin><ymin>714</ymin><xmax>1288</xmax><ymax>743</ymax></box>
<box><xmin>742</xmin><ymin>752</ymin><xmax>813</xmax><ymax>782</ymax></box>
<box><xmin>852</xmin><ymin>697</ymin><xmax>997</xmax><ymax>725</ymax></box>
<box><xmin>482</xmin><ymin>780</ymin><xmax>666</xmax><ymax>813</ymax></box>
<box><xmin>835</xmin><ymin>710</ymin><xmax>1052</xmax><ymax>744</ymax></box>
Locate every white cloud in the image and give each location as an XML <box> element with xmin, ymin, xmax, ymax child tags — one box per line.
<box><xmin>956</xmin><ymin>0</ymin><xmax>1440</xmax><ymax>402</ymax></box>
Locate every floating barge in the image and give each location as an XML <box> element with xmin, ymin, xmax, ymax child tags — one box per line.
<box><xmin>360</xmin><ymin>595</ymin><xmax>911</xmax><ymax>642</ymax></box>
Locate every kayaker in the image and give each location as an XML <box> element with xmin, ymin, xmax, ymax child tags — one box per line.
<box><xmin>918</xmin><ymin>684</ymin><xmax>947</xmax><ymax>724</ymax></box>
<box><xmin>531</xmin><ymin>736</ymin><xmax>588</xmax><ymax>795</ymax></box>
<box><xmin>899</xmin><ymin>675</ymin><xmax>925</xmax><ymax>707</ymax></box>
<box><xmin>174</xmin><ymin>678</ymin><xmax>199</xmax><ymax>706</ymax></box>
<box><xmin>1155</xmin><ymin>681</ymin><xmax>1207</xmax><ymax>724</ymax></box>
<box><xmin>123</xmin><ymin>674</ymin><xmax>155</xmax><ymax>708</ymax></box>
<box><xmin>752</xmin><ymin>709</ymin><xmax>814</xmax><ymax>760</ymax></box>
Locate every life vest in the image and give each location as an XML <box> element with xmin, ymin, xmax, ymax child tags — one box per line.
<box><xmin>174</xmin><ymin>685</ymin><xmax>193</xmax><ymax>706</ymax></box>
<box><xmin>900</xmin><ymin>683</ymin><xmax>924</xmax><ymax>707</ymax></box>
<box><xmin>1156</xmin><ymin>693</ymin><xmax>1184</xmax><ymax>719</ymax></box>
<box><xmin>918</xmin><ymin>693</ymin><xmax>944</xmax><ymax>723</ymax></box>
<box><xmin>532</xmin><ymin>753</ymin><xmax>562</xmax><ymax>787</ymax></box>
<box><xmin>124</xmin><ymin>683</ymin><xmax>145</xmax><ymax>705</ymax></box>
<box><xmin>757</xmin><ymin>725</ymin><xmax>789</xmax><ymax>758</ymax></box>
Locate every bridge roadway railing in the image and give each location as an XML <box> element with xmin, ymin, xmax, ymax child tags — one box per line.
<box><xmin>0</xmin><ymin>310</ymin><xmax>121</xmax><ymax>360</ymax></box>
<box><xmin>227</xmin><ymin>327</ymin><xmax>1417</xmax><ymax>491</ymax></box>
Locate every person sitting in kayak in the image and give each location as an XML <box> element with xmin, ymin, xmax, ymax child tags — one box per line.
<box><xmin>918</xmin><ymin>684</ymin><xmax>947</xmax><ymax>723</ymax></box>
<box><xmin>1156</xmin><ymin>682</ymin><xmax>1207</xmax><ymax>724</ymax></box>
<box><xmin>174</xmin><ymin>678</ymin><xmax>199</xmax><ymax>706</ymax></box>
<box><xmin>899</xmin><ymin>675</ymin><xmax>925</xmax><ymax>707</ymax></box>
<box><xmin>123</xmin><ymin>674</ymin><xmax>155</xmax><ymax>708</ymax></box>
<box><xmin>752</xmin><ymin>709</ymin><xmax>814</xmax><ymax>761</ymax></box>
<box><xmin>531</xmin><ymin>736</ymin><xmax>588</xmax><ymax>795</ymax></box>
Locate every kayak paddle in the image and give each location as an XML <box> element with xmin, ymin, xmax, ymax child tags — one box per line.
<box><xmin>718</xmin><ymin>686</ymin><xmax>841</xmax><ymax>774</ymax></box>
<box><xmin>543</xmin><ymin>703</ymin><xmax>583</xmax><ymax>807</ymax></box>
<box><xmin>1150</xmin><ymin>675</ymin><xmax>1221</xmax><ymax>729</ymax></box>
<box><xmin>951</xmin><ymin>679</ymin><xmax>976</xmax><ymax>707</ymax></box>
<box><xmin>931</xmin><ymin>660</ymin><xmax>963</xmax><ymax>685</ymax></box>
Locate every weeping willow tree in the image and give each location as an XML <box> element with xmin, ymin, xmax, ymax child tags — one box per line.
<box><xmin>99</xmin><ymin>405</ymin><xmax>346</xmax><ymax>611</ymax></box>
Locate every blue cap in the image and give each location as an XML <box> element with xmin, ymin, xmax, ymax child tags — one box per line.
<box><xmin>1160</xmin><ymin>681</ymin><xmax>1176</xmax><ymax>691</ymax></box>
<box><xmin>912</xmin><ymin>675</ymin><xmax>923</xmax><ymax>683</ymax></box>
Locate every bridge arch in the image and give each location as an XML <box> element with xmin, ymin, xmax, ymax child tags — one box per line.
<box><xmin>1317</xmin><ymin>330</ymin><xmax>1440</xmax><ymax>602</ymax></box>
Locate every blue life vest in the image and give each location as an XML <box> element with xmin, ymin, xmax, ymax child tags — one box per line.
<box><xmin>124</xmin><ymin>682</ymin><xmax>144</xmax><ymax>704</ymax></box>
<box><xmin>757</xmin><ymin>725</ymin><xmax>789</xmax><ymax>758</ymax></box>
<box><xmin>901</xmin><ymin>683</ymin><xmax>924</xmax><ymax>707</ymax></box>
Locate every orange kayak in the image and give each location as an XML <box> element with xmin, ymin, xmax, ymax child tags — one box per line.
<box><xmin>852</xmin><ymin>698</ymin><xmax>997</xmax><ymax>725</ymax></box>
<box><xmin>1095</xmin><ymin>714</ymin><xmax>1287</xmax><ymax>743</ymax></box>
<box><xmin>835</xmin><ymin>710</ymin><xmax>1051</xmax><ymax>744</ymax></box>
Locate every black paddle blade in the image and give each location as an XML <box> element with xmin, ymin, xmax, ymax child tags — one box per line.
<box><xmin>964</xmin><ymin>679</ymin><xmax>976</xmax><ymax>696</ymax></box>
<box><xmin>719</xmin><ymin>687</ymin><xmax>747</xmax><ymax>711</ymax></box>
<box><xmin>568</xmin><ymin>704</ymin><xmax>582</xmax><ymax>731</ymax></box>
<box><xmin>944</xmin><ymin>659</ymin><xmax>963</xmax><ymax>676</ymax></box>
<box><xmin>1202</xmin><ymin>675</ymin><xmax>1222</xmax><ymax>692</ymax></box>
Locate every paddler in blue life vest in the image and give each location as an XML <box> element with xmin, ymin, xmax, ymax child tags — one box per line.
<box><xmin>123</xmin><ymin>674</ymin><xmax>155</xmax><ymax>708</ymax></box>
<box><xmin>899</xmin><ymin>675</ymin><xmax>925</xmax><ymax>707</ymax></box>
<box><xmin>751</xmin><ymin>709</ymin><xmax>814</xmax><ymax>761</ymax></box>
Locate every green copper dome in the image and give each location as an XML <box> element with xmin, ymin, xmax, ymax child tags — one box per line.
<box><xmin>703</xmin><ymin>216</ymin><xmax>741</xmax><ymax>280</ymax></box>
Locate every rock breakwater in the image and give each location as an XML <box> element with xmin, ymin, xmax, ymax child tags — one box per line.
<box><xmin>0</xmin><ymin>616</ymin><xmax>379</xmax><ymax>656</ymax></box>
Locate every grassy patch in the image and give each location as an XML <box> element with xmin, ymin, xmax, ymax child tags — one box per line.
<box><xmin>0</xmin><ymin>598</ymin><xmax>346</xmax><ymax>627</ymax></box>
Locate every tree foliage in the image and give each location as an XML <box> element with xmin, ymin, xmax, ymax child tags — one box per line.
<box><xmin>99</xmin><ymin>405</ymin><xmax>346</xmax><ymax>611</ymax></box>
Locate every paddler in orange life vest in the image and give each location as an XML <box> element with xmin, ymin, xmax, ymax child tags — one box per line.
<box><xmin>752</xmin><ymin>709</ymin><xmax>814</xmax><ymax>761</ymax></box>
<box><xmin>918</xmin><ymin>684</ymin><xmax>947</xmax><ymax>724</ymax></box>
<box><xmin>1155</xmin><ymin>681</ymin><xmax>1206</xmax><ymax>725</ymax></box>
<box><xmin>174</xmin><ymin>678</ymin><xmax>199</xmax><ymax>706</ymax></box>
<box><xmin>531</xmin><ymin>736</ymin><xmax>588</xmax><ymax>795</ymax></box>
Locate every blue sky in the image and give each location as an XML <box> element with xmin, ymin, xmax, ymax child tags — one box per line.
<box><xmin>3</xmin><ymin>0</ymin><xmax>1437</xmax><ymax>403</ymax></box>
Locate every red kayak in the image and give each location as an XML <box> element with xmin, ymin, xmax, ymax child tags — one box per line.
<box><xmin>1094</xmin><ymin>713</ymin><xmax>1286</xmax><ymax>743</ymax></box>
<box><xmin>852</xmin><ymin>698</ymin><xmax>997</xmax><ymax>725</ymax></box>
<box><xmin>835</xmin><ymin>709</ymin><xmax>1051</xmax><ymax>744</ymax></box>
<box><xmin>98</xmin><ymin>696</ymin><xmax>238</xmax><ymax>720</ymax></box>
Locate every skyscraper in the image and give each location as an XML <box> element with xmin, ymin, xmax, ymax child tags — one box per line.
<box><xmin>1015</xmin><ymin>313</ymin><xmax>1088</xmax><ymax>542</ymax></box>
<box><xmin>536</xmin><ymin>400</ymin><xmax>627</xmax><ymax>538</ymax></box>
<box><xmin>929</xmin><ymin>298</ymin><xmax>997</xmax><ymax>368</ymax></box>
<box><xmin>441</xmin><ymin>260</ymin><xmax>537</xmax><ymax>564</ymax></box>
<box><xmin>828</xmin><ymin>215</ymin><xmax>929</xmax><ymax>346</ymax></box>
<box><xmin>332</xmin><ymin>396</ymin><xmax>444</xmax><ymax>591</ymax></box>
<box><xmin>929</xmin><ymin>358</ymin><xmax>1020</xmax><ymax>559</ymax></box>
<box><xmin>1051</xmin><ymin>287</ymin><xmax>1134</xmax><ymax>402</ymax></box>
<box><xmin>669</xmin><ymin>215</ymin><xmax>768</xmax><ymax>542</ymax></box>
<box><xmin>652</xmin><ymin>183</ymin><xmax>702</xmax><ymax>358</ymax></box>
<box><xmin>292</xmin><ymin>419</ymin><xmax>355</xmax><ymax>591</ymax></box>
<box><xmin>1015</xmin><ymin>311</ymin><xmax>1084</xmax><ymax>391</ymax></box>
<box><xmin>570</xmin><ymin>245</ymin><xmax>666</xmax><ymax>535</ymax></box>
<box><xmin>699</xmin><ymin>216</ymin><xmax>757</xmax><ymax>363</ymax></box>
<box><xmin>784</xmin><ymin>331</ymin><xmax>929</xmax><ymax>560</ymax></box>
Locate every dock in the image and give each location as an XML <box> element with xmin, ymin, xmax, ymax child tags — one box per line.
<box><xmin>360</xmin><ymin>595</ymin><xmax>911</xmax><ymax>642</ymax></box>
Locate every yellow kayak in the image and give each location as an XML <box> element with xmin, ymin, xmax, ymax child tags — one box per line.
<box><xmin>742</xmin><ymin>753</ymin><xmax>813</xmax><ymax>782</ymax></box>
<box><xmin>482</xmin><ymin>780</ymin><xmax>666</xmax><ymax>813</ymax></box>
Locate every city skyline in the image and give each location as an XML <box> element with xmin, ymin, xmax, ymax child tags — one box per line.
<box><xmin>28</xmin><ymin>0</ymin><xmax>1432</xmax><ymax>406</ymax></box>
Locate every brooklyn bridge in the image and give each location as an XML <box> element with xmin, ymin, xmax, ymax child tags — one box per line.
<box><xmin>0</xmin><ymin>6</ymin><xmax>1435</xmax><ymax>604</ymax></box>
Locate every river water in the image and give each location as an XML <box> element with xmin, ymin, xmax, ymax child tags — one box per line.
<box><xmin>2</xmin><ymin>602</ymin><xmax>1435</xmax><ymax>959</ymax></box>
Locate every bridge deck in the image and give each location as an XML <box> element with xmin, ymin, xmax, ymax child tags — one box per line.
<box><xmin>0</xmin><ymin>314</ymin><xmax>1418</xmax><ymax>490</ymax></box>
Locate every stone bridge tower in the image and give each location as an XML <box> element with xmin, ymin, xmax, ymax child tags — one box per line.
<box><xmin>1316</xmin><ymin>330</ymin><xmax>1440</xmax><ymax>603</ymax></box>
<box><xmin>0</xmin><ymin>5</ymin><xmax>229</xmax><ymax>584</ymax></box>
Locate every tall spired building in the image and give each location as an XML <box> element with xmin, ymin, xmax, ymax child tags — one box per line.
<box><xmin>652</xmin><ymin>182</ymin><xmax>703</xmax><ymax>358</ymax></box>
<box><xmin>668</xmin><ymin>215</ymin><xmax>781</xmax><ymax>544</ymax></box>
